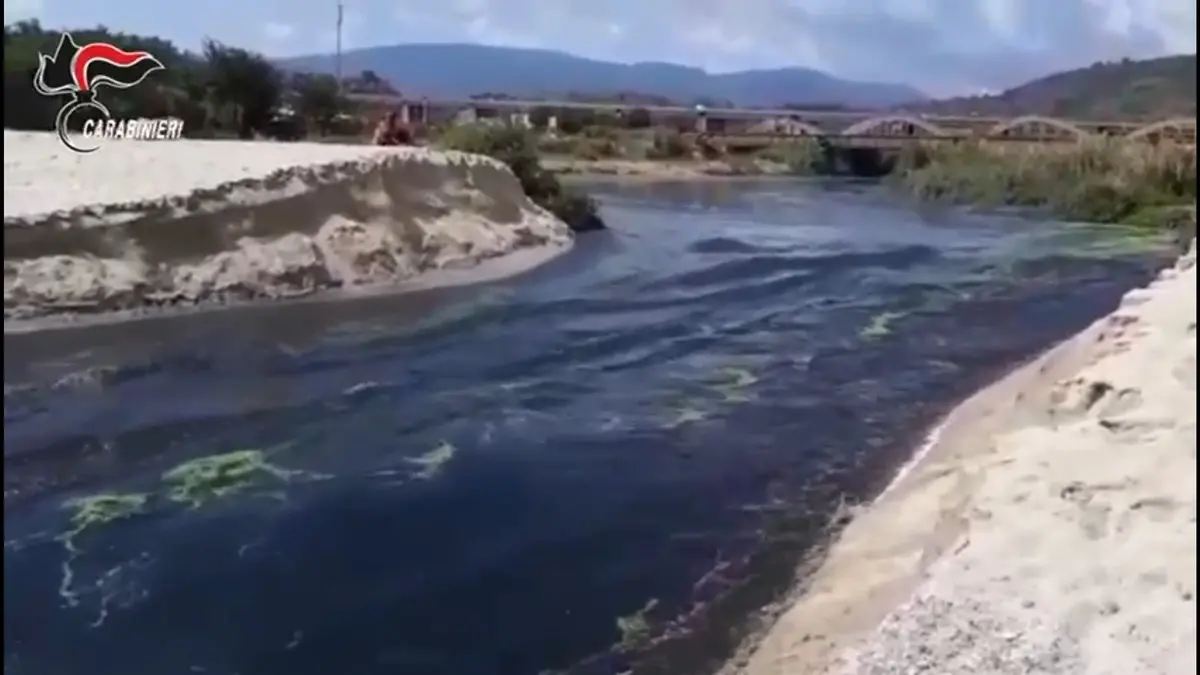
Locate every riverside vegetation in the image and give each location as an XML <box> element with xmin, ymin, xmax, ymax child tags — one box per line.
<box><xmin>894</xmin><ymin>51</ymin><xmax>1196</xmax><ymax>229</ymax></box>
<box><xmin>436</xmin><ymin>124</ymin><xmax>605</xmax><ymax>232</ymax></box>
<box><xmin>893</xmin><ymin>138</ymin><xmax>1196</xmax><ymax>228</ymax></box>
<box><xmin>514</xmin><ymin>119</ymin><xmax>1195</xmax><ymax>230</ymax></box>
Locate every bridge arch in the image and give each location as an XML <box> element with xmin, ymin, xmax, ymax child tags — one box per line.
<box><xmin>986</xmin><ymin>115</ymin><xmax>1088</xmax><ymax>140</ymax></box>
<box><xmin>1126</xmin><ymin>118</ymin><xmax>1196</xmax><ymax>142</ymax></box>
<box><xmin>841</xmin><ymin>115</ymin><xmax>949</xmax><ymax>137</ymax></box>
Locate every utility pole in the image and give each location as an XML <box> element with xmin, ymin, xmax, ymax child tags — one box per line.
<box><xmin>335</xmin><ymin>1</ymin><xmax>344</xmax><ymax>95</ymax></box>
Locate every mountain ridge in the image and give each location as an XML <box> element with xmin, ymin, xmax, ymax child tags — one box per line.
<box><xmin>905</xmin><ymin>54</ymin><xmax>1196</xmax><ymax>120</ymax></box>
<box><xmin>277</xmin><ymin>43</ymin><xmax>928</xmax><ymax>108</ymax></box>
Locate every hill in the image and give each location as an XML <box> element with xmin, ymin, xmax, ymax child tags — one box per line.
<box><xmin>276</xmin><ymin>43</ymin><xmax>927</xmax><ymax>109</ymax></box>
<box><xmin>907</xmin><ymin>55</ymin><xmax>1196</xmax><ymax>120</ymax></box>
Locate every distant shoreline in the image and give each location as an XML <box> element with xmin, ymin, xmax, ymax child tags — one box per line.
<box><xmin>543</xmin><ymin>156</ymin><xmax>797</xmax><ymax>182</ymax></box>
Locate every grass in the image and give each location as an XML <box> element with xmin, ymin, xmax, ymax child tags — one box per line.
<box><xmin>893</xmin><ymin>138</ymin><xmax>1196</xmax><ymax>226</ymax></box>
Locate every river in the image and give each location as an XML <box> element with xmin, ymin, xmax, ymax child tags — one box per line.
<box><xmin>2</xmin><ymin>180</ymin><xmax>1172</xmax><ymax>675</ymax></box>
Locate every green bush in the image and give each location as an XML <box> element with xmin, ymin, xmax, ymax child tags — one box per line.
<box><xmin>555</xmin><ymin>111</ymin><xmax>594</xmax><ymax>136</ymax></box>
<box><xmin>573</xmin><ymin>138</ymin><xmax>621</xmax><ymax>160</ymax></box>
<box><xmin>591</xmin><ymin>112</ymin><xmax>622</xmax><ymax>129</ymax></box>
<box><xmin>581</xmin><ymin>124</ymin><xmax>619</xmax><ymax>140</ymax></box>
<box><xmin>438</xmin><ymin>124</ymin><xmax>605</xmax><ymax>232</ymax></box>
<box><xmin>625</xmin><ymin>107</ymin><xmax>653</xmax><ymax>129</ymax></box>
<box><xmin>534</xmin><ymin>133</ymin><xmax>619</xmax><ymax>160</ymax></box>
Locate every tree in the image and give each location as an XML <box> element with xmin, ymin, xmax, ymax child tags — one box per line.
<box><xmin>625</xmin><ymin>107</ymin><xmax>652</xmax><ymax>129</ymax></box>
<box><xmin>292</xmin><ymin>73</ymin><xmax>343</xmax><ymax>135</ymax></box>
<box><xmin>556</xmin><ymin>109</ymin><xmax>595</xmax><ymax>135</ymax></box>
<box><xmin>592</xmin><ymin>111</ymin><xmax>621</xmax><ymax>128</ymax></box>
<box><xmin>527</xmin><ymin>106</ymin><xmax>553</xmax><ymax>130</ymax></box>
<box><xmin>202</xmin><ymin>39</ymin><xmax>283</xmax><ymax>138</ymax></box>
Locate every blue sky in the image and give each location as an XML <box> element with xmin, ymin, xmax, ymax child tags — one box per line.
<box><xmin>5</xmin><ymin>0</ymin><xmax>1195</xmax><ymax>96</ymax></box>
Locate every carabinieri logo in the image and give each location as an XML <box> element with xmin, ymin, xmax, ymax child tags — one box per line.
<box><xmin>33</xmin><ymin>32</ymin><xmax>184</xmax><ymax>153</ymax></box>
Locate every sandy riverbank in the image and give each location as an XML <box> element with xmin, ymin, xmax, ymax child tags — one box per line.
<box><xmin>728</xmin><ymin>242</ymin><xmax>1196</xmax><ymax>674</ymax></box>
<box><xmin>3</xmin><ymin>132</ymin><xmax>572</xmax><ymax>327</ymax></box>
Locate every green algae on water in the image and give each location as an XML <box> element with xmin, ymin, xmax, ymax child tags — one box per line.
<box><xmin>712</xmin><ymin>366</ymin><xmax>758</xmax><ymax>402</ymax></box>
<box><xmin>658</xmin><ymin>388</ymin><xmax>712</xmax><ymax>429</ymax></box>
<box><xmin>658</xmin><ymin>366</ymin><xmax>758</xmax><ymax>426</ymax></box>
<box><xmin>162</xmin><ymin>449</ymin><xmax>306</xmax><ymax>508</ymax></box>
<box><xmin>861</xmin><ymin>311</ymin><xmax>905</xmax><ymax>339</ymax></box>
<box><xmin>58</xmin><ymin>492</ymin><xmax>151</xmax><ymax>553</ymax></box>
<box><xmin>663</xmin><ymin>404</ymin><xmax>708</xmax><ymax>429</ymax></box>
<box><xmin>404</xmin><ymin>441</ymin><xmax>458</xmax><ymax>480</ymax></box>
<box><xmin>48</xmin><ymin>450</ymin><xmax>318</xmax><ymax>621</ymax></box>
<box><xmin>55</xmin><ymin>492</ymin><xmax>151</xmax><ymax>611</ymax></box>
<box><xmin>714</xmin><ymin>367</ymin><xmax>757</xmax><ymax>389</ymax></box>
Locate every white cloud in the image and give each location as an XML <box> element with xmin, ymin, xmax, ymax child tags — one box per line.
<box><xmin>379</xmin><ymin>0</ymin><xmax>1196</xmax><ymax>94</ymax></box>
<box><xmin>263</xmin><ymin>21</ymin><xmax>295</xmax><ymax>42</ymax></box>
<box><xmin>3</xmin><ymin>0</ymin><xmax>42</xmax><ymax>21</ymax></box>
<box><xmin>25</xmin><ymin>0</ymin><xmax>1198</xmax><ymax>96</ymax></box>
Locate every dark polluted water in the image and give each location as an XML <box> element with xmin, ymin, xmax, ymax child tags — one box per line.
<box><xmin>2</xmin><ymin>180</ymin><xmax>1173</xmax><ymax>675</ymax></box>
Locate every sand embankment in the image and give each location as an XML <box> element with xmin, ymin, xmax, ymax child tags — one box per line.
<box><xmin>3</xmin><ymin>131</ymin><xmax>572</xmax><ymax>327</ymax></box>
<box><xmin>730</xmin><ymin>243</ymin><xmax>1196</xmax><ymax>675</ymax></box>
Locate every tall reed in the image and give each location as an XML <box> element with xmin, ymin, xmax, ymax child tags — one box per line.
<box><xmin>894</xmin><ymin>138</ymin><xmax>1196</xmax><ymax>225</ymax></box>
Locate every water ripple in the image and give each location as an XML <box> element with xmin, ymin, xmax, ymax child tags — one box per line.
<box><xmin>3</xmin><ymin>181</ymin><xmax>1172</xmax><ymax>675</ymax></box>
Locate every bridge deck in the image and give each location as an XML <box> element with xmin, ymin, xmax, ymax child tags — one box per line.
<box><xmin>706</xmin><ymin>133</ymin><xmax>1084</xmax><ymax>146</ymax></box>
<box><xmin>348</xmin><ymin>93</ymin><xmax>1196</xmax><ymax>144</ymax></box>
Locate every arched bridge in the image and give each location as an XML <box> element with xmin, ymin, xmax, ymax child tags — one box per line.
<box><xmin>727</xmin><ymin>113</ymin><xmax>1196</xmax><ymax>144</ymax></box>
<box><xmin>347</xmin><ymin>93</ymin><xmax>1196</xmax><ymax>144</ymax></box>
